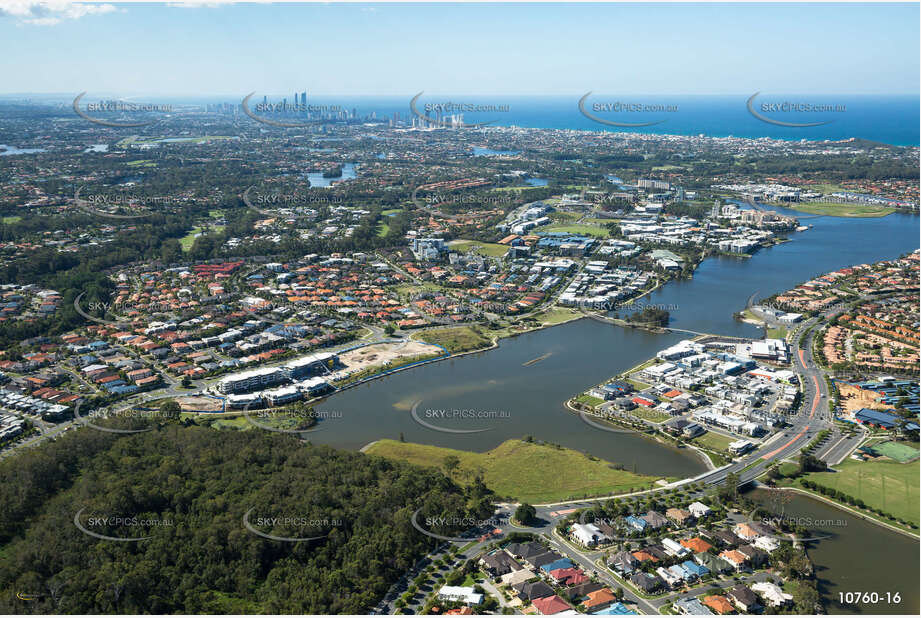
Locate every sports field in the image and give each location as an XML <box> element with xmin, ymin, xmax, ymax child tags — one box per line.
<box><xmin>803</xmin><ymin>459</ymin><xmax>920</xmax><ymax>525</ymax></box>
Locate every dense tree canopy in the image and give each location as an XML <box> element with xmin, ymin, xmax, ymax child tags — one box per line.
<box><xmin>0</xmin><ymin>423</ymin><xmax>492</xmax><ymax>614</ymax></box>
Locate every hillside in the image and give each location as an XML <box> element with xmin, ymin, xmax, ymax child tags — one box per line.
<box><xmin>0</xmin><ymin>422</ymin><xmax>491</xmax><ymax>614</ymax></box>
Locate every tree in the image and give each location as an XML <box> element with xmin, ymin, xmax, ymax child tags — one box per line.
<box><xmin>384</xmin><ymin>324</ymin><xmax>396</xmax><ymax>336</ymax></box>
<box><xmin>515</xmin><ymin>504</ymin><xmax>537</xmax><ymax>526</ymax></box>
<box><xmin>718</xmin><ymin>472</ymin><xmax>740</xmax><ymax>502</ymax></box>
<box><xmin>442</xmin><ymin>456</ymin><xmax>460</xmax><ymax>474</ymax></box>
<box><xmin>159</xmin><ymin>400</ymin><xmax>181</xmax><ymax>421</ymax></box>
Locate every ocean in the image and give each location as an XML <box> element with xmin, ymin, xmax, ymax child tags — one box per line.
<box><xmin>243</xmin><ymin>94</ymin><xmax>920</xmax><ymax>147</ymax></box>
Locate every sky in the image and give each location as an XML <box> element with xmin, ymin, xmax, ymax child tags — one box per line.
<box><xmin>0</xmin><ymin>1</ymin><xmax>918</xmax><ymax>96</ymax></box>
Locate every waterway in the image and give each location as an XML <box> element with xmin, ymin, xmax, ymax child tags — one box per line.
<box><xmin>747</xmin><ymin>488</ymin><xmax>919</xmax><ymax>615</ymax></box>
<box><xmin>306</xmin><ymin>162</ymin><xmax>357</xmax><ymax>187</ymax></box>
<box><xmin>314</xmin><ymin>318</ymin><xmax>704</xmax><ymax>478</ymax></box>
<box><xmin>641</xmin><ymin>209</ymin><xmax>919</xmax><ymax>336</ymax></box>
<box><xmin>304</xmin><ymin>202</ymin><xmax>920</xmax><ymax>602</ymax></box>
<box><xmin>0</xmin><ymin>144</ymin><xmax>46</xmax><ymax>156</ymax></box>
<box><xmin>310</xmin><ymin>207</ymin><xmax>918</xmax><ymax>473</ymax></box>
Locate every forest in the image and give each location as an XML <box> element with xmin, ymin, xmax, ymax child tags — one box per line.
<box><xmin>0</xmin><ymin>421</ymin><xmax>494</xmax><ymax>614</ymax></box>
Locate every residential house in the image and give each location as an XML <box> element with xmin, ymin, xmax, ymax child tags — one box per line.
<box><xmin>682</xmin><ymin>560</ymin><xmax>710</xmax><ymax>579</ymax></box>
<box><xmin>514</xmin><ymin>580</ymin><xmax>555</xmax><ymax>602</ymax></box>
<box><xmin>750</xmin><ymin>582</ymin><xmax>793</xmax><ymax>608</ymax></box>
<box><xmin>567</xmin><ymin>582</ymin><xmax>605</xmax><ymax>601</ymax></box>
<box><xmin>702</xmin><ymin>595</ymin><xmax>735</xmax><ymax>615</ymax></box>
<box><xmin>680</xmin><ymin>537</ymin><xmax>713</xmax><ymax>554</ymax></box>
<box><xmin>501</xmin><ymin>567</ymin><xmax>536</xmax><ymax>587</ymax></box>
<box><xmin>591</xmin><ymin>601</ymin><xmax>637</xmax><ymax>615</ymax></box>
<box><xmin>629</xmin><ymin>572</ymin><xmax>662</xmax><ymax>594</ymax></box>
<box><xmin>609</xmin><ymin>550</ymin><xmax>640</xmax><ymax>575</ymax></box>
<box><xmin>738</xmin><ymin>544</ymin><xmax>769</xmax><ymax>568</ymax></box>
<box><xmin>549</xmin><ymin>567</ymin><xmax>587</xmax><ymax>587</ymax></box>
<box><xmin>719</xmin><ymin>549</ymin><xmax>749</xmax><ymax>572</ymax></box>
<box><xmin>572</xmin><ymin>522</ymin><xmax>610</xmax><ymax>547</ymax></box>
<box><xmin>532</xmin><ymin>594</ymin><xmax>572</xmax><ymax>615</ymax></box>
<box><xmin>673</xmin><ymin>597</ymin><xmax>713</xmax><ymax>615</ymax></box>
<box><xmin>662</xmin><ymin>537</ymin><xmax>691</xmax><ymax>558</ymax></box>
<box><xmin>541</xmin><ymin>558</ymin><xmax>575</xmax><ymax>573</ymax></box>
<box><xmin>481</xmin><ymin>550</ymin><xmax>523</xmax><ymax>576</ymax></box>
<box><xmin>728</xmin><ymin>585</ymin><xmax>763</xmax><ymax>613</ymax></box>
<box><xmin>707</xmin><ymin>529</ymin><xmax>742</xmax><ymax>548</ymax></box>
<box><xmin>666</xmin><ymin>508</ymin><xmax>694</xmax><ymax>526</ymax></box>
<box><xmin>531</xmin><ymin>551</ymin><xmax>565</xmax><ymax>569</ymax></box>
<box><xmin>642</xmin><ymin>510</ymin><xmax>669</xmax><ymax>529</ymax></box>
<box><xmin>582</xmin><ymin>588</ymin><xmax>617</xmax><ymax>612</ymax></box>
<box><xmin>507</xmin><ymin>541</ymin><xmax>546</xmax><ymax>561</ymax></box>
<box><xmin>437</xmin><ymin>586</ymin><xmax>483</xmax><ymax>606</ymax></box>
<box><xmin>624</xmin><ymin>515</ymin><xmax>648</xmax><ymax>532</ymax></box>
<box><xmin>733</xmin><ymin>522</ymin><xmax>761</xmax><ymax>541</ymax></box>
<box><xmin>688</xmin><ymin>501</ymin><xmax>713</xmax><ymax>519</ymax></box>
<box><xmin>753</xmin><ymin>535</ymin><xmax>781</xmax><ymax>553</ymax></box>
<box><xmin>694</xmin><ymin>552</ymin><xmax>733</xmax><ymax>575</ymax></box>
<box><xmin>656</xmin><ymin>566</ymin><xmax>683</xmax><ymax>589</ymax></box>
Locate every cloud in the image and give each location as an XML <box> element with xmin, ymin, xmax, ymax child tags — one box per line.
<box><xmin>0</xmin><ymin>1</ymin><xmax>118</xmax><ymax>26</ymax></box>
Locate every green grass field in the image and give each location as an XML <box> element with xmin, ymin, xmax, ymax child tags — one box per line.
<box><xmin>574</xmin><ymin>394</ymin><xmax>605</xmax><ymax>408</ymax></box>
<box><xmin>870</xmin><ymin>440</ymin><xmax>920</xmax><ymax>463</ymax></box>
<box><xmin>786</xmin><ymin>202</ymin><xmax>895</xmax><ymax>218</ymax></box>
<box><xmin>536</xmin><ymin>307</ymin><xmax>583</xmax><ymax>326</ymax></box>
<box><xmin>691</xmin><ymin>431</ymin><xmax>736</xmax><ymax>452</ymax></box>
<box><xmin>365</xmin><ymin>438</ymin><xmax>659</xmax><ymax>503</ymax></box>
<box><xmin>803</xmin><ymin>459</ymin><xmax>920</xmax><ymax>525</ymax></box>
<box><xmin>549</xmin><ymin>211</ymin><xmax>581</xmax><ymax>222</ymax></box>
<box><xmin>631</xmin><ymin>407</ymin><xmax>674</xmax><ymax>423</ymax></box>
<box><xmin>180</xmin><ymin>225</ymin><xmax>225</xmax><ymax>251</ymax></box>
<box><xmin>449</xmin><ymin>239</ymin><xmax>509</xmax><ymax>257</ymax></box>
<box><xmin>1</xmin><ymin>216</ymin><xmax>22</xmax><ymax>224</ymax></box>
<box><xmin>415</xmin><ymin>326</ymin><xmax>492</xmax><ymax>354</ymax></box>
<box><xmin>544</xmin><ymin>224</ymin><xmax>611</xmax><ymax>238</ymax></box>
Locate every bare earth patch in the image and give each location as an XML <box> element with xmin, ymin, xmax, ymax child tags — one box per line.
<box><xmin>334</xmin><ymin>340</ymin><xmax>443</xmax><ymax>375</ymax></box>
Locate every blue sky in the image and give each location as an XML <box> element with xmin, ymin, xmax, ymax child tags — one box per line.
<box><xmin>0</xmin><ymin>2</ymin><xmax>918</xmax><ymax>95</ymax></box>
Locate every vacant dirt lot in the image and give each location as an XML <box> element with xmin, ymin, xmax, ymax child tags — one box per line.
<box><xmin>175</xmin><ymin>395</ymin><xmax>223</xmax><ymax>412</ymax></box>
<box><xmin>335</xmin><ymin>340</ymin><xmax>442</xmax><ymax>374</ymax></box>
<box><xmin>838</xmin><ymin>383</ymin><xmax>889</xmax><ymax>415</ymax></box>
